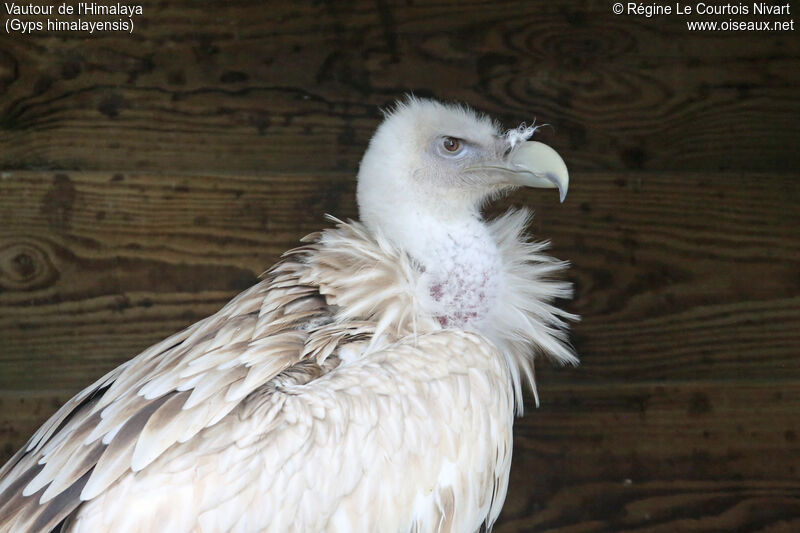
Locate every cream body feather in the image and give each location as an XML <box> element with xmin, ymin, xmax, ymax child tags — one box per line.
<box><xmin>0</xmin><ymin>98</ymin><xmax>576</xmax><ymax>532</ymax></box>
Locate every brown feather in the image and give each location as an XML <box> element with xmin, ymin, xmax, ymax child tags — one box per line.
<box><xmin>0</xmin><ymin>463</ymin><xmax>44</xmax><ymax>524</ymax></box>
<box><xmin>81</xmin><ymin>398</ymin><xmax>170</xmax><ymax>500</ymax></box>
<box><xmin>130</xmin><ymin>391</ymin><xmax>193</xmax><ymax>471</ymax></box>
<box><xmin>18</xmin><ymin>469</ymin><xmax>92</xmax><ymax>533</ymax></box>
<box><xmin>39</xmin><ymin>442</ymin><xmax>104</xmax><ymax>504</ymax></box>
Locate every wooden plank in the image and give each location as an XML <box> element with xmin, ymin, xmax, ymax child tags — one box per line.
<box><xmin>1</xmin><ymin>170</ymin><xmax>797</xmax><ymax>392</ymax></box>
<box><xmin>2</xmin><ymin>381</ymin><xmax>799</xmax><ymax>530</ymax></box>
<box><xmin>498</xmin><ymin>380</ymin><xmax>800</xmax><ymax>531</ymax></box>
<box><xmin>539</xmin><ymin>171</ymin><xmax>800</xmax><ymax>384</ymax></box>
<box><xmin>1</xmin><ymin>1</ymin><xmax>797</xmax><ymax>529</ymax></box>
<box><xmin>498</xmin><ymin>480</ymin><xmax>800</xmax><ymax>532</ymax></box>
<box><xmin>1</xmin><ymin>1</ymin><xmax>798</xmax><ymax>174</ymax></box>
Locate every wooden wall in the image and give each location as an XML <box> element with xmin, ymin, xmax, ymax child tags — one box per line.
<box><xmin>1</xmin><ymin>1</ymin><xmax>799</xmax><ymax>530</ymax></box>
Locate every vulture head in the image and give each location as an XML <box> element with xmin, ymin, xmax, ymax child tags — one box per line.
<box><xmin>354</xmin><ymin>98</ymin><xmax>575</xmax><ymax>383</ymax></box>
<box><xmin>356</xmin><ymin>97</ymin><xmax>568</xmax><ymax>257</ymax></box>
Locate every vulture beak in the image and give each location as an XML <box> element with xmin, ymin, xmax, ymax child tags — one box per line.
<box><xmin>470</xmin><ymin>141</ymin><xmax>570</xmax><ymax>202</ymax></box>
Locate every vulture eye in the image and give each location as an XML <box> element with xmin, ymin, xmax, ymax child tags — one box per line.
<box><xmin>442</xmin><ymin>137</ymin><xmax>461</xmax><ymax>153</ymax></box>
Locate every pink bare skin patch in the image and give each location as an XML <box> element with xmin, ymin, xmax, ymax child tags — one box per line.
<box><xmin>427</xmin><ymin>242</ymin><xmax>500</xmax><ymax>329</ymax></box>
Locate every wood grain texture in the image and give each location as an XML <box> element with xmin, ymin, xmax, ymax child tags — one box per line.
<box><xmin>1</xmin><ymin>0</ymin><xmax>799</xmax><ymax>529</ymax></box>
<box><xmin>498</xmin><ymin>382</ymin><xmax>800</xmax><ymax>532</ymax></box>
<box><xmin>1</xmin><ymin>1</ymin><xmax>799</xmax><ymax>175</ymax></box>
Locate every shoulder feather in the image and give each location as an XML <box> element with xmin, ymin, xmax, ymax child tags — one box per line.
<box><xmin>0</xmin><ymin>226</ymin><xmax>391</xmax><ymax>530</ymax></box>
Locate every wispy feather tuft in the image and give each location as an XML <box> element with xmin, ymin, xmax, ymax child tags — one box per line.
<box><xmin>504</xmin><ymin>122</ymin><xmax>541</xmax><ymax>148</ymax></box>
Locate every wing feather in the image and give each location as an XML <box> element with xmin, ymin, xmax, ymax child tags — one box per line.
<box><xmin>24</xmin><ymin>408</ymin><xmax>103</xmax><ymax>498</ymax></box>
<box><xmin>0</xmin><ymin>464</ymin><xmax>44</xmax><ymax>523</ymax></box>
<box><xmin>0</xmin><ymin>251</ymin><xmax>340</xmax><ymax>531</ymax></box>
<box><xmin>83</xmin><ymin>393</ymin><xmax>155</xmax><ymax>445</ymax></box>
<box><xmin>130</xmin><ymin>391</ymin><xmax>193</xmax><ymax>472</ymax></box>
<box><xmin>23</xmin><ymin>371</ymin><xmax>119</xmax><ymax>454</ymax></box>
<box><xmin>37</xmin><ymin>442</ymin><xmax>103</xmax><ymax>504</ymax></box>
<box><xmin>17</xmin><ymin>469</ymin><xmax>92</xmax><ymax>533</ymax></box>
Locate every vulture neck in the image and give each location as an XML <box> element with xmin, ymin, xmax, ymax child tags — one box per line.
<box><xmin>376</xmin><ymin>207</ymin><xmax>503</xmax><ymax>331</ymax></box>
<box><xmin>313</xmin><ymin>209</ymin><xmax>578</xmax><ymax>412</ymax></box>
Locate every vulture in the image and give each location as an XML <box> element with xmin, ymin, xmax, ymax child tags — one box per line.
<box><xmin>0</xmin><ymin>97</ymin><xmax>577</xmax><ymax>532</ymax></box>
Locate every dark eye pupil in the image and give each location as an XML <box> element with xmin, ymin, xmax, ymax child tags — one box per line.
<box><xmin>444</xmin><ymin>138</ymin><xmax>460</xmax><ymax>152</ymax></box>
